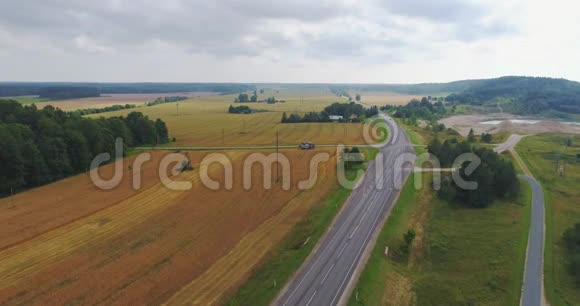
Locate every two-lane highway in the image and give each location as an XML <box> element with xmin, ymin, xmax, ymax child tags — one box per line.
<box><xmin>275</xmin><ymin>114</ymin><xmax>414</xmax><ymax>306</ymax></box>
<box><xmin>519</xmin><ymin>174</ymin><xmax>546</xmax><ymax>306</ymax></box>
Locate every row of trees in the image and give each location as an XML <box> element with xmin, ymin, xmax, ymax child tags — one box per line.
<box><xmin>73</xmin><ymin>104</ymin><xmax>137</xmax><ymax>116</ymax></box>
<box><xmin>0</xmin><ymin>99</ymin><xmax>170</xmax><ymax>197</ymax></box>
<box><xmin>227</xmin><ymin>105</ymin><xmax>267</xmax><ymax>114</ymax></box>
<box><xmin>427</xmin><ymin>138</ymin><xmax>520</xmax><ymax>208</ymax></box>
<box><xmin>563</xmin><ymin>223</ymin><xmax>580</xmax><ymax>287</ymax></box>
<box><xmin>146</xmin><ymin>96</ymin><xmax>188</xmax><ymax>107</ymax></box>
<box><xmin>281</xmin><ymin>103</ymin><xmax>378</xmax><ymax>124</ymax></box>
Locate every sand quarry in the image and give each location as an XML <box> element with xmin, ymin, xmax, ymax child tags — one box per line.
<box><xmin>440</xmin><ymin>114</ymin><xmax>580</xmax><ymax>137</ymax></box>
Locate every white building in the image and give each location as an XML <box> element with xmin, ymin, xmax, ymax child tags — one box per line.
<box><xmin>329</xmin><ymin>115</ymin><xmax>344</xmax><ymax>121</ymax></box>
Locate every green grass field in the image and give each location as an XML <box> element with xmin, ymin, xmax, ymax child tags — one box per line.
<box><xmin>349</xmin><ymin>174</ymin><xmax>531</xmax><ymax>306</ymax></box>
<box><xmin>517</xmin><ymin>134</ymin><xmax>580</xmax><ymax>306</ymax></box>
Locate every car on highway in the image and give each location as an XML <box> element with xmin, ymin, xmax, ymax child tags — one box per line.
<box><xmin>299</xmin><ymin>141</ymin><xmax>316</xmax><ymax>150</ymax></box>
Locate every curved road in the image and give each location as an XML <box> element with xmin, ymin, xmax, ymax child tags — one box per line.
<box><xmin>275</xmin><ymin>114</ymin><xmax>414</xmax><ymax>306</ymax></box>
<box><xmin>519</xmin><ymin>174</ymin><xmax>546</xmax><ymax>306</ymax></box>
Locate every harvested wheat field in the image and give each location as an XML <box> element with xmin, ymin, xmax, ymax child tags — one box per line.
<box><xmin>86</xmin><ymin>89</ymin><xmax>371</xmax><ymax>147</ymax></box>
<box><xmin>0</xmin><ymin>148</ymin><xmax>339</xmax><ymax>305</ymax></box>
<box><xmin>34</xmin><ymin>92</ymin><xmax>217</xmax><ymax>111</ymax></box>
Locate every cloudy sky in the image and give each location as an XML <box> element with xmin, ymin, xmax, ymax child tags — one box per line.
<box><xmin>0</xmin><ymin>0</ymin><xmax>579</xmax><ymax>83</ymax></box>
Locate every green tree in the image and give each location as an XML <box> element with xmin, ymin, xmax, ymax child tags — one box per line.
<box><xmin>468</xmin><ymin>128</ymin><xmax>476</xmax><ymax>142</ymax></box>
<box><xmin>481</xmin><ymin>133</ymin><xmax>493</xmax><ymax>143</ymax></box>
<box><xmin>64</xmin><ymin>131</ymin><xmax>91</xmax><ymax>173</ymax></box>
<box><xmin>155</xmin><ymin>119</ymin><xmax>169</xmax><ymax>144</ymax></box>
<box><xmin>0</xmin><ymin>124</ymin><xmax>25</xmax><ymax>195</ymax></box>
<box><xmin>251</xmin><ymin>91</ymin><xmax>258</xmax><ymax>102</ymax></box>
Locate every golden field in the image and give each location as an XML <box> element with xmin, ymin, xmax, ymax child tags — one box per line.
<box><xmin>0</xmin><ymin>88</ymin><xmax>395</xmax><ymax>305</ymax></box>
<box><xmin>0</xmin><ymin>149</ymin><xmax>340</xmax><ymax>305</ymax></box>
<box><xmin>79</xmin><ymin>88</ymin><xmax>409</xmax><ymax>147</ymax></box>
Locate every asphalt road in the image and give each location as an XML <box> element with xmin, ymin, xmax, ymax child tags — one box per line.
<box><xmin>494</xmin><ymin>134</ymin><xmax>524</xmax><ymax>153</ymax></box>
<box><xmin>275</xmin><ymin>114</ymin><xmax>414</xmax><ymax>306</ymax></box>
<box><xmin>519</xmin><ymin>174</ymin><xmax>546</xmax><ymax>306</ymax></box>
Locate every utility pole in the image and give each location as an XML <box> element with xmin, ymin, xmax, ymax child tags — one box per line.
<box><xmin>176</xmin><ymin>102</ymin><xmax>180</xmax><ymax>116</ymax></box>
<box><xmin>276</xmin><ymin>131</ymin><xmax>280</xmax><ymax>182</ymax></box>
<box><xmin>10</xmin><ymin>188</ymin><xmax>14</xmax><ymax>209</ymax></box>
<box><xmin>222</xmin><ymin>128</ymin><xmax>225</xmax><ymax>144</ymax></box>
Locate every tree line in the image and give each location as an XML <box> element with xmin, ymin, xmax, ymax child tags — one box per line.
<box><xmin>427</xmin><ymin>138</ymin><xmax>519</xmax><ymax>208</ymax></box>
<box><xmin>235</xmin><ymin>91</ymin><xmax>284</xmax><ymax>104</ymax></box>
<box><xmin>146</xmin><ymin>96</ymin><xmax>188</xmax><ymax>106</ymax></box>
<box><xmin>387</xmin><ymin>97</ymin><xmax>447</xmax><ymax>121</ymax></box>
<box><xmin>0</xmin><ymin>99</ymin><xmax>170</xmax><ymax>197</ymax></box>
<box><xmin>73</xmin><ymin>104</ymin><xmax>138</xmax><ymax>116</ymax></box>
<box><xmin>228</xmin><ymin>105</ymin><xmax>267</xmax><ymax>114</ymax></box>
<box><xmin>281</xmin><ymin>103</ymin><xmax>378</xmax><ymax>123</ymax></box>
<box><xmin>0</xmin><ymin>83</ymin><xmax>255</xmax><ymax>97</ymax></box>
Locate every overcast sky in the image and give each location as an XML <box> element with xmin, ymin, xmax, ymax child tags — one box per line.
<box><xmin>0</xmin><ymin>0</ymin><xmax>579</xmax><ymax>83</ymax></box>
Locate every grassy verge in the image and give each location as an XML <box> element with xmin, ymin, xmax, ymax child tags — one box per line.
<box><xmin>414</xmin><ymin>183</ymin><xmax>530</xmax><ymax>306</ymax></box>
<box><xmin>348</xmin><ymin>172</ymin><xmax>423</xmax><ymax>305</ymax></box>
<box><xmin>225</xmin><ymin>146</ymin><xmax>379</xmax><ymax>305</ymax></box>
<box><xmin>349</xmin><ymin>122</ymin><xmax>532</xmax><ymax>306</ymax></box>
<box><xmin>516</xmin><ymin>134</ymin><xmax>580</xmax><ymax>306</ymax></box>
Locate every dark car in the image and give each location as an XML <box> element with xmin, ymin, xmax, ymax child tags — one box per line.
<box><xmin>299</xmin><ymin>141</ymin><xmax>316</xmax><ymax>150</ymax></box>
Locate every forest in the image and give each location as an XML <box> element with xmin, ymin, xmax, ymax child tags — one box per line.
<box><xmin>0</xmin><ymin>99</ymin><xmax>169</xmax><ymax>197</ymax></box>
<box><xmin>0</xmin><ymin>83</ymin><xmax>254</xmax><ymax>97</ymax></box>
<box><xmin>445</xmin><ymin>76</ymin><xmax>580</xmax><ymax>114</ymax></box>
<box><xmin>38</xmin><ymin>86</ymin><xmax>101</xmax><ymax>100</ymax></box>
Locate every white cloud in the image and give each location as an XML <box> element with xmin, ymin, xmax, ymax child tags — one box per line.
<box><xmin>0</xmin><ymin>0</ymin><xmax>578</xmax><ymax>82</ymax></box>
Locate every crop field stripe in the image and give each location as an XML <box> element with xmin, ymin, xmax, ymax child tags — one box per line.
<box><xmin>0</xmin><ymin>159</ymin><xmax>229</xmax><ymax>290</ymax></box>
<box><xmin>165</xmin><ymin>156</ymin><xmax>334</xmax><ymax>305</ymax></box>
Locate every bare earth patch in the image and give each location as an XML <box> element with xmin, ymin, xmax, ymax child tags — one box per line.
<box><xmin>440</xmin><ymin>114</ymin><xmax>580</xmax><ymax>136</ymax></box>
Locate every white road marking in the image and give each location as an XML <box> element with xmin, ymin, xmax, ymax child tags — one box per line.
<box><xmin>281</xmin><ymin>183</ymin><xmax>379</xmax><ymax>305</ymax></box>
<box><xmin>305</xmin><ymin>291</ymin><xmax>317</xmax><ymax>306</ymax></box>
<box><xmin>349</xmin><ymin>224</ymin><xmax>360</xmax><ymax>239</ymax></box>
<box><xmin>320</xmin><ymin>263</ymin><xmax>335</xmax><ymax>285</ymax></box>
<box><xmin>337</xmin><ymin>242</ymin><xmax>348</xmax><ymax>258</ymax></box>
<box><xmin>330</xmin><ymin>190</ymin><xmax>393</xmax><ymax>305</ymax></box>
